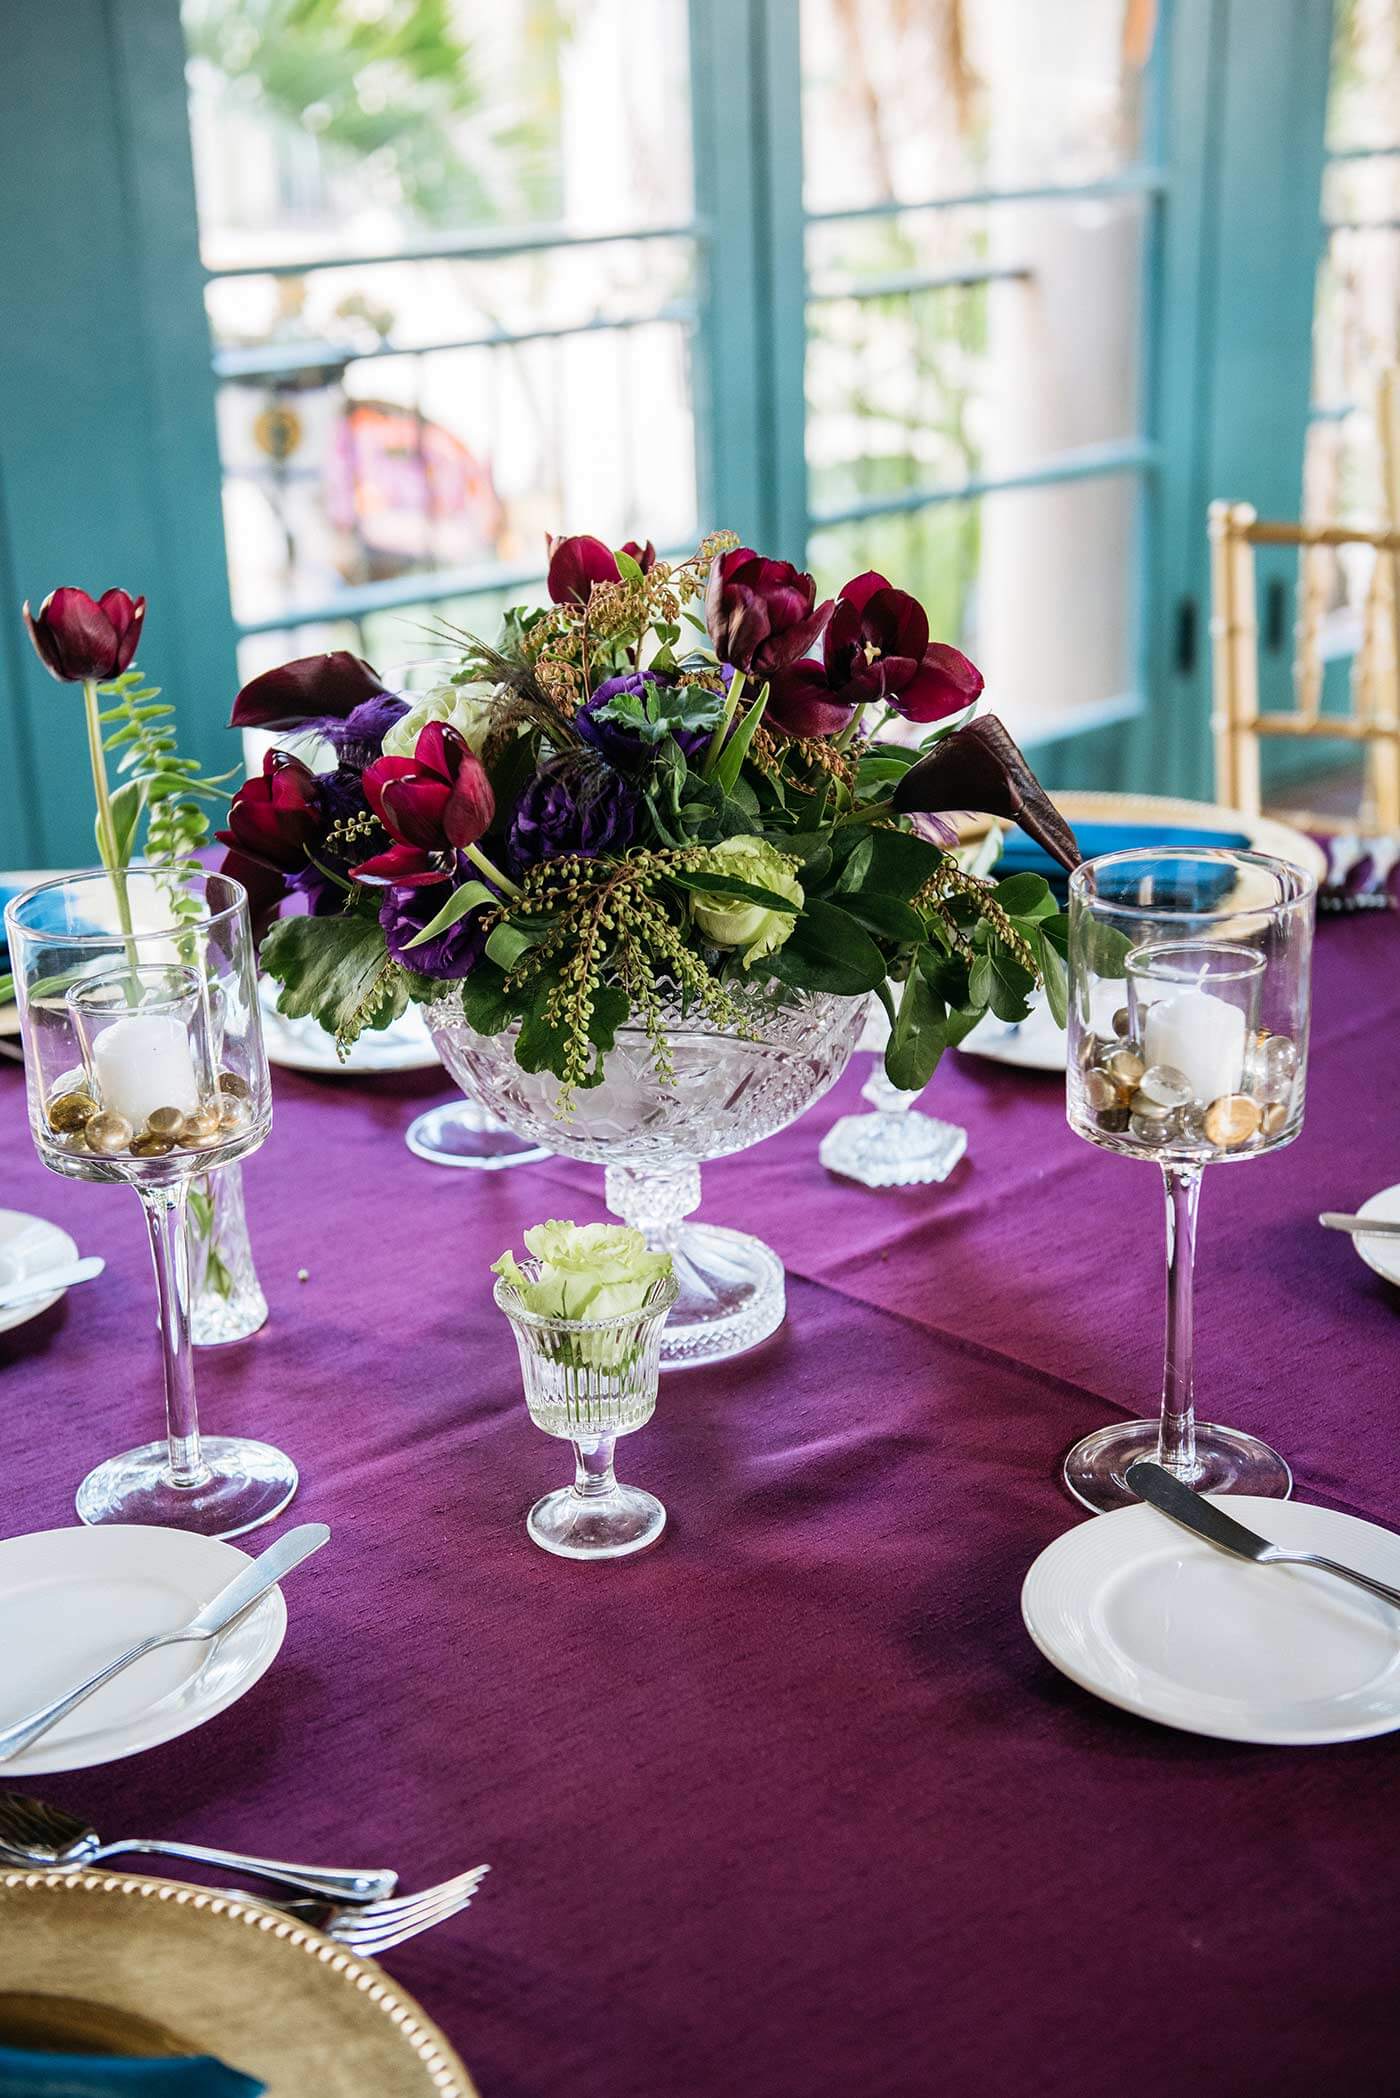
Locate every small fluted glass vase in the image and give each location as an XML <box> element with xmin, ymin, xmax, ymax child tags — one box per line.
<box><xmin>189</xmin><ymin>1163</ymin><xmax>268</xmax><ymax>1346</ymax></box>
<box><xmin>820</xmin><ymin>1061</ymin><xmax>969</xmax><ymax>1187</ymax></box>
<box><xmin>495</xmin><ymin>1268</ymin><xmax>679</xmax><ymax>1561</ymax></box>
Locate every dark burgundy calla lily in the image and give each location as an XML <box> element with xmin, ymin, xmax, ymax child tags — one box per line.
<box><xmin>24</xmin><ymin>587</ymin><xmax>146</xmax><ymax>682</ymax></box>
<box><xmin>230</xmin><ymin>650</ymin><xmax>385</xmax><ymax>731</ymax></box>
<box><xmin>354</xmin><ymin>721</ymin><xmax>495</xmax><ymax>885</ymax></box>
<box><xmin>215</xmin><ymin>749</ymin><xmax>324</xmax><ymax>871</ymax></box>
<box><xmin>824</xmin><ymin>571</ymin><xmax>983</xmax><ymax>723</ymax></box>
<box><xmin>546</xmin><ymin>534</ymin><xmax>621</xmax><ymax>606</ymax></box>
<box><xmin>704</xmin><ymin>548</ymin><xmax>833</xmax><ymax>676</ymax></box>
<box><xmin>891</xmin><ymin>714</ymin><xmax>1082</xmax><ymax>874</ymax></box>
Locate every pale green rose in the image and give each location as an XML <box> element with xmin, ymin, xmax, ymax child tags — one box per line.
<box><xmin>493</xmin><ymin>1222</ymin><xmax>672</xmax><ymax>1323</ymax></box>
<box><xmin>381</xmin><ymin>679</ymin><xmax>499</xmax><ymax>760</ymax></box>
<box><xmin>690</xmin><ymin>835</ymin><xmax>803</xmax><ymax>967</ymax></box>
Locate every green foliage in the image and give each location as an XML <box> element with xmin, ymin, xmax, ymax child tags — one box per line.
<box><xmin>97</xmin><ymin>670</ymin><xmax>233</xmax><ymax>913</ymax></box>
<box><xmin>261</xmin><ymin>909</ymin><xmax>409</xmax><ymax>1050</ymax></box>
<box><xmin>592</xmin><ymin>678</ymin><xmax>725</xmax><ymax>749</ymax></box>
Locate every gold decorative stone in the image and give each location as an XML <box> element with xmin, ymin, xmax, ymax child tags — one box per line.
<box><xmin>130</xmin><ymin>1132</ymin><xmax>176</xmax><ymax>1158</ymax></box>
<box><xmin>1104</xmin><ymin>1047</ymin><xmax>1146</xmax><ymax>1090</ymax></box>
<box><xmin>1111</xmin><ymin>1006</ymin><xmax>1132</xmax><ymax>1039</ymax></box>
<box><xmin>1082</xmin><ymin>1069</ymin><xmax>1118</xmax><ymax>1113</ymax></box>
<box><xmin>46</xmin><ymin>1090</ymin><xmax>97</xmax><ymax>1134</ymax></box>
<box><xmin>1076</xmin><ymin>1031</ymin><xmax>1101</xmax><ymax>1070</ymax></box>
<box><xmin>218</xmin><ymin>1095</ymin><xmax>252</xmax><ymax>1132</ymax></box>
<box><xmin>85</xmin><ymin>1110</ymin><xmax>134</xmax><ymax>1156</ymax></box>
<box><xmin>1204</xmin><ymin>1094</ymin><xmax>1262</xmax><ymax>1149</ymax></box>
<box><xmin>217</xmin><ymin>1071</ymin><xmax>251</xmax><ymax>1100</ymax></box>
<box><xmin>1129</xmin><ymin>1112</ymin><xmax>1170</xmax><ymax>1146</ymax></box>
<box><xmin>181</xmin><ymin>1105</ymin><xmax>223</xmax><ymax>1143</ymax></box>
<box><xmin>144</xmin><ymin>1106</ymin><xmax>187</xmax><ymax>1140</ymax></box>
<box><xmin>1261</xmin><ymin>1100</ymin><xmax>1289</xmax><ymax>1139</ymax></box>
<box><xmin>1128</xmin><ymin>1090</ymin><xmax>1172</xmax><ymax>1123</ymax></box>
<box><xmin>1096</xmin><ymin>1106</ymin><xmax>1131</xmax><ymax>1135</ymax></box>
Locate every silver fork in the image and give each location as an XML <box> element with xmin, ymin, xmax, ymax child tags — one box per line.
<box><xmin>248</xmin><ymin>1865</ymin><xmax>490</xmax><ymax>1957</ymax></box>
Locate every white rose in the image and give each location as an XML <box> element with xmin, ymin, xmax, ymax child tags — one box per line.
<box><xmin>381</xmin><ymin>680</ymin><xmax>500</xmax><ymax>759</ymax></box>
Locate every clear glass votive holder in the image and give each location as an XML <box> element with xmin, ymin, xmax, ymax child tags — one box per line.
<box><xmin>494</xmin><ymin>1268</ymin><xmax>679</xmax><ymax>1561</ymax></box>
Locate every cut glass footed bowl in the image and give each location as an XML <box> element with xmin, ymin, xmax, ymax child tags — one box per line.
<box><xmin>429</xmin><ymin>983</ymin><xmax>866</xmax><ymax>1367</ymax></box>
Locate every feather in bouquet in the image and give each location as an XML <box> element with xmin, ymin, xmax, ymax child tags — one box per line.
<box><xmin>221</xmin><ymin>531</ymin><xmax>1079</xmax><ymax>1107</ymax></box>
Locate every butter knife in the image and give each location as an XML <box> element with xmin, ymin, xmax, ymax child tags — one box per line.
<box><xmin>1319</xmin><ymin>1211</ymin><xmax>1400</xmax><ymax>1240</ymax></box>
<box><xmin>1124</xmin><ymin>1462</ymin><xmax>1400</xmax><ymax>1611</ymax></box>
<box><xmin>0</xmin><ymin>1523</ymin><xmax>329</xmax><ymax>1761</ymax></box>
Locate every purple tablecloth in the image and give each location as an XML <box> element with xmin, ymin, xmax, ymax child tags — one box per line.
<box><xmin>3</xmin><ymin>913</ymin><xmax>1399</xmax><ymax>2098</ymax></box>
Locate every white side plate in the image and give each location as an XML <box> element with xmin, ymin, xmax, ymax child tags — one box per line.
<box><xmin>1353</xmin><ymin>1183</ymin><xmax>1400</xmax><ymax>1289</ymax></box>
<box><xmin>0</xmin><ymin>1525</ymin><xmax>287</xmax><ymax>1774</ymax></box>
<box><xmin>0</xmin><ymin>1210</ymin><xmax>80</xmax><ymax>1337</ymax></box>
<box><xmin>1022</xmin><ymin>1495</ymin><xmax>1400</xmax><ymax>1745</ymax></box>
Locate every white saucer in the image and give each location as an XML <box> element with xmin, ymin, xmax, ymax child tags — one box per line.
<box><xmin>0</xmin><ymin>1211</ymin><xmax>80</xmax><ymax>1337</ymax></box>
<box><xmin>1353</xmin><ymin>1184</ymin><xmax>1400</xmax><ymax>1288</ymax></box>
<box><xmin>259</xmin><ymin>984</ymin><xmax>441</xmax><ymax>1075</ymax></box>
<box><xmin>957</xmin><ymin>1003</ymin><xmax>1065</xmax><ymax>1071</ymax></box>
<box><xmin>0</xmin><ymin>1526</ymin><xmax>288</xmax><ymax>1774</ymax></box>
<box><xmin>1022</xmin><ymin>1494</ymin><xmax>1400</xmax><ymax>1745</ymax></box>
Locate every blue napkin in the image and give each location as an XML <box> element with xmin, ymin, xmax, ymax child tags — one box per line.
<box><xmin>0</xmin><ymin>2047</ymin><xmax>263</xmax><ymax>2096</ymax></box>
<box><xmin>994</xmin><ymin>821</ymin><xmax>1251</xmax><ymax>908</ymax></box>
<box><xmin>0</xmin><ymin>880</ymin><xmax>100</xmax><ymax>977</ymax></box>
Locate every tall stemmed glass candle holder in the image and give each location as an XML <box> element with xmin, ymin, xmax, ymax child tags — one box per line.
<box><xmin>5</xmin><ymin>869</ymin><xmax>297</xmax><ymax>1536</ymax></box>
<box><xmin>1064</xmin><ymin>848</ymin><xmax>1314</xmax><ymax>1513</ymax></box>
<box><xmin>495</xmin><ymin>1269</ymin><xmax>678</xmax><ymax>1560</ymax></box>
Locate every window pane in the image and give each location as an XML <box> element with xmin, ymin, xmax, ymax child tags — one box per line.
<box><xmin>185</xmin><ymin>0</ymin><xmax>692</xmax><ymax>269</ymax></box>
<box><xmin>806</xmin><ymin>195</ymin><xmax>1143</xmax><ymax>513</ymax></box>
<box><xmin>809</xmin><ymin>472</ymin><xmax>1139</xmax><ymax>742</ymax></box>
<box><xmin>801</xmin><ymin>0</ymin><xmax>1153</xmax><ymax>217</ymax></box>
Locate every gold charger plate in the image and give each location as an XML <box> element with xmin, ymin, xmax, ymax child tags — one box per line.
<box><xmin>0</xmin><ymin>1870</ymin><xmax>477</xmax><ymax>2097</ymax></box>
<box><xmin>958</xmin><ymin>790</ymin><xmax>1328</xmax><ymax>884</ymax></box>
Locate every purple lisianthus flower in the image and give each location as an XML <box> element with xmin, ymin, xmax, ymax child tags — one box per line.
<box><xmin>379</xmin><ymin>862</ymin><xmax>490</xmax><ymax>979</ymax></box>
<box><xmin>324</xmin><ymin>692</ymin><xmax>409</xmax><ymax>768</ymax></box>
<box><xmin>509</xmin><ymin>750</ymin><xmax>637</xmax><ymax>869</ymax></box>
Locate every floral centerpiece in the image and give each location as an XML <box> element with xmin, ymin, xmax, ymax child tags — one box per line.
<box><xmin>223</xmin><ymin>530</ymin><xmax>1079</xmax><ymax>1366</ymax></box>
<box><xmin>224</xmin><ymin>530</ymin><xmax>1079</xmax><ymax>1097</ymax></box>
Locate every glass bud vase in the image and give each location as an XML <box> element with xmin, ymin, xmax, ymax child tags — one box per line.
<box><xmin>189</xmin><ymin>1162</ymin><xmax>268</xmax><ymax>1346</ymax></box>
<box><xmin>820</xmin><ymin>1062</ymin><xmax>969</xmax><ymax>1187</ymax></box>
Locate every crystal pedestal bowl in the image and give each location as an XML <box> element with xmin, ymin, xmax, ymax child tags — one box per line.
<box><xmin>429</xmin><ymin>984</ymin><xmax>866</xmax><ymax>1367</ymax></box>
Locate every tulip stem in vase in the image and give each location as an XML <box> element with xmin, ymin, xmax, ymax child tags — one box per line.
<box><xmin>81</xmin><ymin>678</ymin><xmax>135</xmax><ymax>941</ymax></box>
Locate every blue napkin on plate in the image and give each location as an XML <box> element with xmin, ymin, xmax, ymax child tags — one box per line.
<box><xmin>0</xmin><ymin>2047</ymin><xmax>263</xmax><ymax>2096</ymax></box>
<box><xmin>994</xmin><ymin>821</ymin><xmax>1251</xmax><ymax>908</ymax></box>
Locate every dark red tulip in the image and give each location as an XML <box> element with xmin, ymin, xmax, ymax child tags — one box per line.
<box><xmin>619</xmin><ymin>539</ymin><xmax>657</xmax><ymax>573</ymax></box>
<box><xmin>219</xmin><ymin>846</ymin><xmax>290</xmax><ymax>940</ymax></box>
<box><xmin>824</xmin><ymin>571</ymin><xmax>983</xmax><ymax>723</ymax></box>
<box><xmin>546</xmin><ymin>535</ymin><xmax>621</xmax><ymax>607</ymax></box>
<box><xmin>215</xmin><ymin>749</ymin><xmax>325</xmax><ymax>872</ymax></box>
<box><xmin>765</xmin><ymin>660</ymin><xmax>858</xmax><ymax>740</ymax></box>
<box><xmin>24</xmin><ymin>587</ymin><xmax>146</xmax><ymax>682</ymax></box>
<box><xmin>891</xmin><ymin>714</ymin><xmax>1082</xmax><ymax>874</ymax></box>
<box><xmin>354</xmin><ymin>721</ymin><xmax>495</xmax><ymax>885</ymax></box>
<box><xmin>704</xmin><ymin>548</ymin><xmax>832</xmax><ymax>676</ymax></box>
<box><xmin>230</xmin><ymin>650</ymin><xmax>384</xmax><ymax>731</ymax></box>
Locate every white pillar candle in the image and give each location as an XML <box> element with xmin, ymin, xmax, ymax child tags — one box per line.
<box><xmin>1143</xmin><ymin>987</ymin><xmax>1246</xmax><ymax>1104</ymax></box>
<box><xmin>92</xmin><ymin>1013</ymin><xmax>200</xmax><ymax>1126</ymax></box>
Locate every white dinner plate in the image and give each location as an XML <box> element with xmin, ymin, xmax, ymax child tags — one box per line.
<box><xmin>1022</xmin><ymin>1494</ymin><xmax>1400</xmax><ymax>1745</ymax></box>
<box><xmin>259</xmin><ymin>982</ymin><xmax>441</xmax><ymax>1075</ymax></box>
<box><xmin>1352</xmin><ymin>1183</ymin><xmax>1400</xmax><ymax>1289</ymax></box>
<box><xmin>0</xmin><ymin>1210</ymin><xmax>80</xmax><ymax>1337</ymax></box>
<box><xmin>0</xmin><ymin>1526</ymin><xmax>288</xmax><ymax>1775</ymax></box>
<box><xmin>957</xmin><ymin>1001</ymin><xmax>1066</xmax><ymax>1071</ymax></box>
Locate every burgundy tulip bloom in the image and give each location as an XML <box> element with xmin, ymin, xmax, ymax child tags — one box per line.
<box><xmin>705</xmin><ymin>548</ymin><xmax>832</xmax><ymax>677</ymax></box>
<box><xmin>354</xmin><ymin>721</ymin><xmax>495</xmax><ymax>885</ymax></box>
<box><xmin>230</xmin><ymin>650</ymin><xmax>385</xmax><ymax>731</ymax></box>
<box><xmin>824</xmin><ymin>571</ymin><xmax>983</xmax><ymax>723</ymax></box>
<box><xmin>891</xmin><ymin>714</ymin><xmax>1082</xmax><ymax>874</ymax></box>
<box><xmin>24</xmin><ymin>587</ymin><xmax>146</xmax><ymax>682</ymax></box>
<box><xmin>619</xmin><ymin>539</ymin><xmax>657</xmax><ymax>573</ymax></box>
<box><xmin>216</xmin><ymin>749</ymin><xmax>325</xmax><ymax>872</ymax></box>
<box><xmin>765</xmin><ymin>660</ymin><xmax>858</xmax><ymax>741</ymax></box>
<box><xmin>546</xmin><ymin>534</ymin><xmax>621</xmax><ymax>606</ymax></box>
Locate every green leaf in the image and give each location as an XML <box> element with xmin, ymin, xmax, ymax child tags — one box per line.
<box><xmin>1034</xmin><ymin>925</ymin><xmax>1070</xmax><ymax>1027</ymax></box>
<box><xmin>485</xmin><ymin>921</ymin><xmax>538</xmax><ymax>971</ymax></box>
<box><xmin>461</xmin><ymin>964</ymin><xmax>517</xmax><ymax>1035</ymax></box>
<box><xmin>614</xmin><ymin>548</ymin><xmax>644</xmax><ymax>584</ymax></box>
<box><xmin>712</xmin><ymin>687</ymin><xmax>768</xmax><ymax>797</ymax></box>
<box><xmin>260</xmin><ymin>912</ymin><xmax>402</xmax><ymax>1042</ymax></box>
<box><xmin>884</xmin><ymin>971</ymin><xmax>947</xmax><ymax>1091</ymax></box>
<box><xmin>986</xmin><ymin>948</ymin><xmax>1038</xmax><ymax>1023</ymax></box>
<box><xmin>834</xmin><ymin>890</ymin><xmax>926</xmax><ymax>946</ymax></box>
<box><xmin>992</xmin><ymin>872</ymin><xmax>1058</xmax><ymax>920</ymax></box>
<box><xmin>837</xmin><ymin>825</ymin><xmax>943</xmax><ymax>904</ymax></box>
<box><xmin>668</xmin><ymin>868</ymin><xmax>800</xmax><ymax>914</ymax></box>
<box><xmin>969</xmin><ymin>952</ymin><xmax>993</xmax><ymax>1008</ymax></box>
<box><xmin>107</xmin><ymin>779</ymin><xmax>145</xmax><ymax>869</ymax></box>
<box><xmin>766</xmin><ymin>897</ymin><xmax>888</xmax><ymax>995</ymax></box>
<box><xmin>403</xmin><ymin>880</ymin><xmax>494</xmax><ymax>950</ymax></box>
